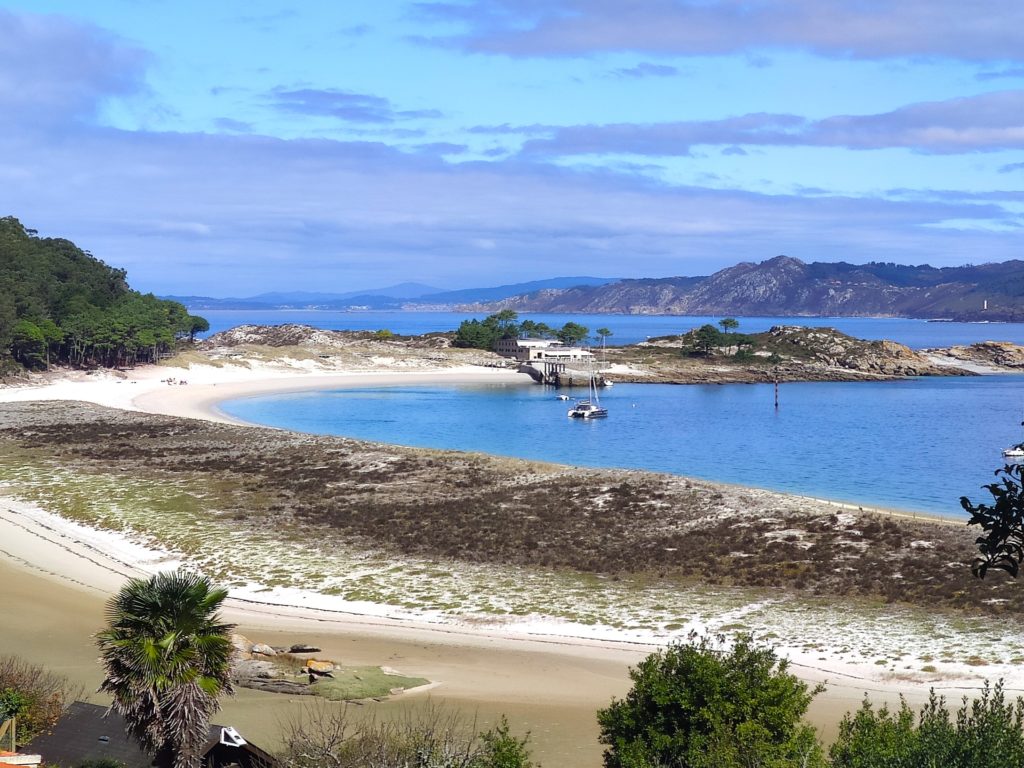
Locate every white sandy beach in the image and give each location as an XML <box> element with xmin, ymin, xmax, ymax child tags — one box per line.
<box><xmin>0</xmin><ymin>357</ymin><xmax>1020</xmax><ymax>762</ymax></box>
<box><xmin>0</xmin><ymin>358</ymin><xmax>528</xmax><ymax>423</ymax></box>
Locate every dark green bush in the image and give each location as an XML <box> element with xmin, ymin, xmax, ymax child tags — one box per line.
<box><xmin>597</xmin><ymin>633</ymin><xmax>824</xmax><ymax>768</ymax></box>
<box><xmin>830</xmin><ymin>682</ymin><xmax>1024</xmax><ymax>768</ymax></box>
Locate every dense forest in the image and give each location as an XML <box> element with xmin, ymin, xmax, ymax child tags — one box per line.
<box><xmin>0</xmin><ymin>217</ymin><xmax>207</xmax><ymax>373</ymax></box>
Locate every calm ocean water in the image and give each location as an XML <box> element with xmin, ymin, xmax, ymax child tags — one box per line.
<box><xmin>221</xmin><ymin>375</ymin><xmax>1024</xmax><ymax>517</ymax></box>
<box><xmin>198</xmin><ymin>309</ymin><xmax>1024</xmax><ymax>349</ymax></box>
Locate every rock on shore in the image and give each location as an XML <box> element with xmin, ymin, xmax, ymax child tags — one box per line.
<box><xmin>925</xmin><ymin>341</ymin><xmax>1024</xmax><ymax>370</ymax></box>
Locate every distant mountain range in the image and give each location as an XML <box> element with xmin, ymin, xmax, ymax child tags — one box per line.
<box><xmin>474</xmin><ymin>256</ymin><xmax>1024</xmax><ymax>321</ymax></box>
<box><xmin>164</xmin><ymin>276</ymin><xmax>619</xmax><ymax>311</ymax></box>
<box><xmin>167</xmin><ymin>257</ymin><xmax>1024</xmax><ymax>321</ymax></box>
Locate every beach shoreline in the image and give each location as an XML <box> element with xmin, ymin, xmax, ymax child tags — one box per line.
<box><xmin>2</xmin><ymin>487</ymin><xmax>1009</xmax><ymax>696</ymax></box>
<box><xmin>0</xmin><ymin>358</ymin><xmax>1020</xmax><ymax>764</ymax></box>
<box><xmin>0</xmin><ymin>485</ymin><xmax>1009</xmax><ymax>765</ymax></box>
<box><xmin>0</xmin><ymin>359</ymin><xmax>528</xmax><ymax>424</ymax></box>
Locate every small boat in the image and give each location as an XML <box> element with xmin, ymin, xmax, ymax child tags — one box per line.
<box><xmin>1003</xmin><ymin>417</ymin><xmax>1024</xmax><ymax>459</ymax></box>
<box><xmin>556</xmin><ymin>394</ymin><xmax>570</xmax><ymax>400</ymax></box>
<box><xmin>568</xmin><ymin>399</ymin><xmax>608</xmax><ymax>419</ymax></box>
<box><xmin>568</xmin><ymin>369</ymin><xmax>608</xmax><ymax>418</ymax></box>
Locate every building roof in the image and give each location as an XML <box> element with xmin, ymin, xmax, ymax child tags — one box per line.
<box><xmin>496</xmin><ymin>338</ymin><xmax>567</xmax><ymax>348</ymax></box>
<box><xmin>25</xmin><ymin>702</ymin><xmax>275</xmax><ymax>768</ymax></box>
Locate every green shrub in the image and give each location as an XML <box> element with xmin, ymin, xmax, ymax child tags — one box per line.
<box><xmin>0</xmin><ymin>688</ymin><xmax>27</xmax><ymax>720</ymax></box>
<box><xmin>477</xmin><ymin>716</ymin><xmax>535</xmax><ymax>768</ymax></box>
<box><xmin>0</xmin><ymin>656</ymin><xmax>79</xmax><ymax>745</ymax></box>
<box><xmin>830</xmin><ymin>681</ymin><xmax>1024</xmax><ymax>768</ymax></box>
<box><xmin>597</xmin><ymin>633</ymin><xmax>824</xmax><ymax>768</ymax></box>
<box><xmin>279</xmin><ymin>702</ymin><xmax>535</xmax><ymax>767</ymax></box>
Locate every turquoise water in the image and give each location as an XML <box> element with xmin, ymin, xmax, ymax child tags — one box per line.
<box><xmin>199</xmin><ymin>309</ymin><xmax>1024</xmax><ymax>349</ymax></box>
<box><xmin>220</xmin><ymin>375</ymin><xmax>1024</xmax><ymax>516</ymax></box>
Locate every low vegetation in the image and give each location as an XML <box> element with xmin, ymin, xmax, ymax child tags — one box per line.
<box><xmin>605</xmin><ymin>323</ymin><xmax>964</xmax><ymax>384</ymax></box>
<box><xmin>830</xmin><ymin>682</ymin><xmax>1024</xmax><ymax>767</ymax></box>
<box><xmin>0</xmin><ymin>401</ymin><xmax>1015</xmax><ymax>619</ymax></box>
<box><xmin>236</xmin><ymin>650</ymin><xmax>429</xmax><ymax>701</ymax></box>
<box><xmin>279</xmin><ymin>704</ymin><xmax>534</xmax><ymax>768</ymax></box>
<box><xmin>601</xmin><ymin>635</ymin><xmax>1024</xmax><ymax>768</ymax></box>
<box><xmin>0</xmin><ymin>654</ymin><xmax>81</xmax><ymax>746</ymax></box>
<box><xmin>11</xmin><ymin>631</ymin><xmax>1024</xmax><ymax>767</ymax></box>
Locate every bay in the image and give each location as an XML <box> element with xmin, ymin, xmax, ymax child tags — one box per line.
<box><xmin>198</xmin><ymin>309</ymin><xmax>1024</xmax><ymax>349</ymax></box>
<box><xmin>220</xmin><ymin>375</ymin><xmax>1024</xmax><ymax>517</ymax></box>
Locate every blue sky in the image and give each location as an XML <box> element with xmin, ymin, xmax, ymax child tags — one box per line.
<box><xmin>1</xmin><ymin>1</ymin><xmax>1022</xmax><ymax>295</ymax></box>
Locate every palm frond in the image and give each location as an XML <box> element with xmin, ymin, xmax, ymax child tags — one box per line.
<box><xmin>95</xmin><ymin>570</ymin><xmax>236</xmax><ymax>768</ymax></box>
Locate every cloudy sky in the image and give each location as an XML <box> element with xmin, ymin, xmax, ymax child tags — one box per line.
<box><xmin>1</xmin><ymin>1</ymin><xmax>1022</xmax><ymax>295</ymax></box>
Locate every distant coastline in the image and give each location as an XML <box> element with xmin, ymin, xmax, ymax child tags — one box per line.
<box><xmin>192</xmin><ymin>310</ymin><xmax>1024</xmax><ymax>349</ymax></box>
<box><xmin>170</xmin><ymin>255</ymin><xmax>1024</xmax><ymax>323</ymax></box>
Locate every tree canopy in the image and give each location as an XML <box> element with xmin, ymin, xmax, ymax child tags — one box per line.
<box><xmin>961</xmin><ymin>463</ymin><xmax>1024</xmax><ymax>578</ymax></box>
<box><xmin>0</xmin><ymin>217</ymin><xmax>206</xmax><ymax>371</ymax></box>
<box><xmin>96</xmin><ymin>571</ymin><xmax>235</xmax><ymax>768</ymax></box>
<box><xmin>691</xmin><ymin>324</ymin><xmax>726</xmax><ymax>356</ymax></box>
<box><xmin>597</xmin><ymin>634</ymin><xmax>823</xmax><ymax>768</ymax></box>
<box><xmin>453</xmin><ymin>312</ymin><xmax>593</xmax><ymax>351</ymax></box>
<box><xmin>556</xmin><ymin>321</ymin><xmax>590</xmax><ymax>345</ymax></box>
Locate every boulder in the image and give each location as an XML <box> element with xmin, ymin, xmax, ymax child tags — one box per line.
<box><xmin>305</xmin><ymin>659</ymin><xmax>335</xmax><ymax>674</ymax></box>
<box><xmin>289</xmin><ymin>644</ymin><xmax>322</xmax><ymax>654</ymax></box>
<box><xmin>251</xmin><ymin>643</ymin><xmax>277</xmax><ymax>657</ymax></box>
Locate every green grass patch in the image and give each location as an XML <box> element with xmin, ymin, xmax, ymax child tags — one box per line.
<box><xmin>312</xmin><ymin>666</ymin><xmax>429</xmax><ymax>701</ymax></box>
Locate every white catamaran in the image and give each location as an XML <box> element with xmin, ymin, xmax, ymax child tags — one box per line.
<box><xmin>1002</xmin><ymin>417</ymin><xmax>1024</xmax><ymax>459</ymax></box>
<box><xmin>568</xmin><ymin>369</ymin><xmax>608</xmax><ymax>419</ymax></box>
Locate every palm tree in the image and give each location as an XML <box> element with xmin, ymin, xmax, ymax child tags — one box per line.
<box><xmin>96</xmin><ymin>570</ymin><xmax>235</xmax><ymax>768</ymax></box>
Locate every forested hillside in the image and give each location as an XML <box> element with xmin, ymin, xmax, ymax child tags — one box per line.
<box><xmin>0</xmin><ymin>217</ymin><xmax>207</xmax><ymax>372</ymax></box>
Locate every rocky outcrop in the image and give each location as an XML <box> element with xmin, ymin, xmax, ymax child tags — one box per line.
<box><xmin>609</xmin><ymin>325</ymin><xmax>976</xmax><ymax>384</ymax></box>
<box><xmin>229</xmin><ymin>633</ymin><xmax>337</xmax><ymax>696</ymax></box>
<box><xmin>928</xmin><ymin>341</ymin><xmax>1024</xmax><ymax>370</ymax></box>
<box><xmin>232</xmin><ymin>658</ymin><xmax>314</xmax><ymax>695</ymax></box>
<box><xmin>762</xmin><ymin>326</ymin><xmax>958</xmax><ymax>377</ymax></box>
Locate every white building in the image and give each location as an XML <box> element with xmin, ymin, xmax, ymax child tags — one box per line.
<box><xmin>494</xmin><ymin>338</ymin><xmax>594</xmax><ymax>363</ymax></box>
